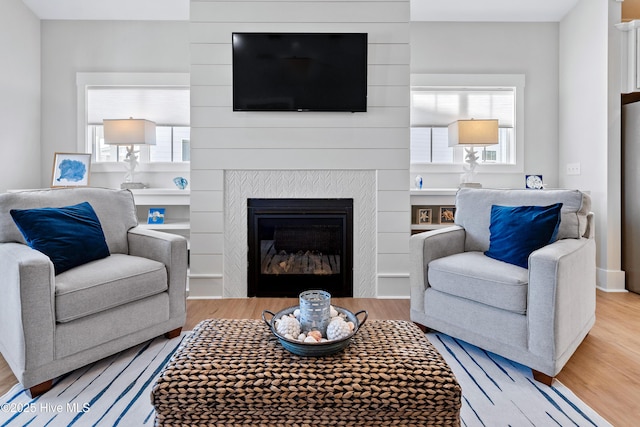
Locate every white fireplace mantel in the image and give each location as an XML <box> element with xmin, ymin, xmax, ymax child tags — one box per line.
<box><xmin>224</xmin><ymin>169</ymin><xmax>377</xmax><ymax>298</ymax></box>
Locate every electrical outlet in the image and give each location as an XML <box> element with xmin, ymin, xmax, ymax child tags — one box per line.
<box><xmin>566</xmin><ymin>163</ymin><xmax>581</xmax><ymax>175</ymax></box>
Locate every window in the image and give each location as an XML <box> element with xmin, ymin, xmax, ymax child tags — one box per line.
<box><xmin>411</xmin><ymin>89</ymin><xmax>515</xmax><ymax>164</ymax></box>
<box><xmin>86</xmin><ymin>87</ymin><xmax>190</xmax><ymax>163</ymax></box>
<box><xmin>77</xmin><ymin>73</ymin><xmax>191</xmax><ymax>166</ymax></box>
<box><xmin>410</xmin><ymin>74</ymin><xmax>525</xmax><ymax>174</ymax></box>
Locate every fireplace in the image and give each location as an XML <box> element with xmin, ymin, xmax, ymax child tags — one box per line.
<box><xmin>247</xmin><ymin>198</ymin><xmax>353</xmax><ymax>297</ymax></box>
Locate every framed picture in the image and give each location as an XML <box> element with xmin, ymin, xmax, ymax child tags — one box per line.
<box><xmin>440</xmin><ymin>206</ymin><xmax>456</xmax><ymax>224</ymax></box>
<box><xmin>51</xmin><ymin>152</ymin><xmax>91</xmax><ymax>188</ymax></box>
<box><xmin>525</xmin><ymin>174</ymin><xmax>544</xmax><ymax>189</ymax></box>
<box><xmin>148</xmin><ymin>208</ymin><xmax>166</xmax><ymax>225</ymax></box>
<box><xmin>417</xmin><ymin>208</ymin><xmax>432</xmax><ymax>225</ymax></box>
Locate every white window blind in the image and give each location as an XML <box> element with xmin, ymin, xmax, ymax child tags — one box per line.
<box><xmin>410</xmin><ymin>87</ymin><xmax>516</xmax><ymax>166</ymax></box>
<box><xmin>87</xmin><ymin>87</ymin><xmax>190</xmax><ymax>126</ymax></box>
<box><xmin>411</xmin><ymin>88</ymin><xmax>515</xmax><ymax>128</ymax></box>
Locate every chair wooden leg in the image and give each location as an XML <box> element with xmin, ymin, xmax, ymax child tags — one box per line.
<box><xmin>532</xmin><ymin>369</ymin><xmax>554</xmax><ymax>386</ymax></box>
<box><xmin>27</xmin><ymin>380</ymin><xmax>53</xmax><ymax>398</ymax></box>
<box><xmin>164</xmin><ymin>327</ymin><xmax>182</xmax><ymax>339</ymax></box>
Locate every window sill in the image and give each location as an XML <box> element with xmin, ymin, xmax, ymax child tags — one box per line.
<box><xmin>411</xmin><ymin>163</ymin><xmax>523</xmax><ymax>174</ymax></box>
<box><xmin>91</xmin><ymin>162</ymin><xmax>189</xmax><ymax>173</ymax></box>
<box><xmin>409</xmin><ymin>188</ymin><xmax>458</xmax><ymax>196</ymax></box>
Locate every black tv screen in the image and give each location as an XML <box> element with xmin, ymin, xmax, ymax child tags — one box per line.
<box><xmin>232</xmin><ymin>33</ymin><xmax>368</xmax><ymax>112</ymax></box>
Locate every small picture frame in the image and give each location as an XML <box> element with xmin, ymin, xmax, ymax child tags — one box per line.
<box><xmin>525</xmin><ymin>174</ymin><xmax>544</xmax><ymax>190</ymax></box>
<box><xmin>148</xmin><ymin>208</ymin><xmax>166</xmax><ymax>225</ymax></box>
<box><xmin>440</xmin><ymin>206</ymin><xmax>456</xmax><ymax>224</ymax></box>
<box><xmin>51</xmin><ymin>152</ymin><xmax>91</xmax><ymax>188</ymax></box>
<box><xmin>417</xmin><ymin>208</ymin><xmax>432</xmax><ymax>225</ymax></box>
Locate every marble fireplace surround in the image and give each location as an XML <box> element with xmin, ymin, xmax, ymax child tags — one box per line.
<box><xmin>224</xmin><ymin>170</ymin><xmax>377</xmax><ymax>298</ymax></box>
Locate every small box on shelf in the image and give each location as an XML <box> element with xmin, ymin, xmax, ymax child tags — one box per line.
<box><xmin>410</xmin><ymin>188</ymin><xmax>457</xmax><ymax>235</ymax></box>
<box><xmin>411</xmin><ymin>204</ymin><xmax>457</xmax><ymax>234</ymax></box>
<box><xmin>147</xmin><ymin>208</ymin><xmax>166</xmax><ymax>225</ymax></box>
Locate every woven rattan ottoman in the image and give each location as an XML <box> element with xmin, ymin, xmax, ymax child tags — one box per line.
<box><xmin>151</xmin><ymin>318</ymin><xmax>461</xmax><ymax>426</ymax></box>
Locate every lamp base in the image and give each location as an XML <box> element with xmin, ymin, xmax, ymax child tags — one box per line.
<box><xmin>459</xmin><ymin>182</ymin><xmax>482</xmax><ymax>189</ymax></box>
<box><xmin>120</xmin><ymin>182</ymin><xmax>147</xmax><ymax>190</ymax></box>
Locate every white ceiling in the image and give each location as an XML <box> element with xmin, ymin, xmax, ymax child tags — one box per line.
<box><xmin>21</xmin><ymin>0</ymin><xmax>580</xmax><ymax>22</ymax></box>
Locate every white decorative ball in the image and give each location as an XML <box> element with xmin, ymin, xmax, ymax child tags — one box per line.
<box><xmin>276</xmin><ymin>315</ymin><xmax>301</xmax><ymax>337</ymax></box>
<box><xmin>326</xmin><ymin>317</ymin><xmax>352</xmax><ymax>341</ymax></box>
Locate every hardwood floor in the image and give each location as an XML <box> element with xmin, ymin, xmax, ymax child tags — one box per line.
<box><xmin>1</xmin><ymin>292</ymin><xmax>638</xmax><ymax>426</ymax></box>
<box><xmin>557</xmin><ymin>291</ymin><xmax>640</xmax><ymax>426</ymax></box>
<box><xmin>183</xmin><ymin>297</ymin><xmax>412</xmax><ymax>330</ymax></box>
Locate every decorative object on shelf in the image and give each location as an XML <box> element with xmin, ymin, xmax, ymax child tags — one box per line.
<box><xmin>448</xmin><ymin>119</ymin><xmax>499</xmax><ymax>188</ymax></box>
<box><xmin>415</xmin><ymin>175</ymin><xmax>423</xmax><ymax>189</ymax></box>
<box><xmin>51</xmin><ymin>152</ymin><xmax>91</xmax><ymax>188</ymax></box>
<box><xmin>262</xmin><ymin>304</ymin><xmax>367</xmax><ymax>357</ymax></box>
<box><xmin>418</xmin><ymin>208</ymin><xmax>432</xmax><ymax>225</ymax></box>
<box><xmin>103</xmin><ymin>118</ymin><xmax>156</xmax><ymax>190</ymax></box>
<box><xmin>525</xmin><ymin>174</ymin><xmax>544</xmax><ymax>190</ymax></box>
<box><xmin>173</xmin><ymin>176</ymin><xmax>188</xmax><ymax>190</ymax></box>
<box><xmin>147</xmin><ymin>208</ymin><xmax>165</xmax><ymax>224</ymax></box>
<box><xmin>440</xmin><ymin>206</ymin><xmax>456</xmax><ymax>224</ymax></box>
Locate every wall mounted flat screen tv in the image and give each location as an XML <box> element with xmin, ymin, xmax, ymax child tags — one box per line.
<box><xmin>232</xmin><ymin>32</ymin><xmax>368</xmax><ymax>112</ymax></box>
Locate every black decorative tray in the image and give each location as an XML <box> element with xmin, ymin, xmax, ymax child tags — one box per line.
<box><xmin>262</xmin><ymin>305</ymin><xmax>368</xmax><ymax>356</ymax></box>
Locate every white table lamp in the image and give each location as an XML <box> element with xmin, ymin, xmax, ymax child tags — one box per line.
<box><xmin>103</xmin><ymin>118</ymin><xmax>156</xmax><ymax>189</ymax></box>
<box><xmin>448</xmin><ymin>119</ymin><xmax>499</xmax><ymax>187</ymax></box>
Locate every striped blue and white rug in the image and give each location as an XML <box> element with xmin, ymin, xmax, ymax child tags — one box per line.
<box><xmin>0</xmin><ymin>335</ymin><xmax>184</xmax><ymax>427</ymax></box>
<box><xmin>428</xmin><ymin>333</ymin><xmax>612</xmax><ymax>427</ymax></box>
<box><xmin>0</xmin><ymin>332</ymin><xmax>611</xmax><ymax>426</ymax></box>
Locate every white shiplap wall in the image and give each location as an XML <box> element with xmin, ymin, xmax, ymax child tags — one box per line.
<box><xmin>189</xmin><ymin>0</ymin><xmax>410</xmax><ymax>298</ymax></box>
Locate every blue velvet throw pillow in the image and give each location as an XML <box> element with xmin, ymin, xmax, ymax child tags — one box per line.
<box><xmin>484</xmin><ymin>203</ymin><xmax>563</xmax><ymax>269</ymax></box>
<box><xmin>10</xmin><ymin>201</ymin><xmax>110</xmax><ymax>275</ymax></box>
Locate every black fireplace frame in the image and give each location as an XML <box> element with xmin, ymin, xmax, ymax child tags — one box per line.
<box><xmin>247</xmin><ymin>198</ymin><xmax>353</xmax><ymax>297</ymax></box>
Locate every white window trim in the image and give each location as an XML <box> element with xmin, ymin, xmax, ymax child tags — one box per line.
<box><xmin>76</xmin><ymin>72</ymin><xmax>190</xmax><ymax>173</ymax></box>
<box><xmin>410</xmin><ymin>73</ymin><xmax>525</xmax><ymax>174</ymax></box>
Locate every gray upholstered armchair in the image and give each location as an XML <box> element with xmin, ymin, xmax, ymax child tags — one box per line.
<box><xmin>0</xmin><ymin>188</ymin><xmax>187</xmax><ymax>396</ymax></box>
<box><xmin>410</xmin><ymin>188</ymin><xmax>595</xmax><ymax>384</ymax></box>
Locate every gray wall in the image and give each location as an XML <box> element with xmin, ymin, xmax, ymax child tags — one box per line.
<box><xmin>559</xmin><ymin>0</ymin><xmax>623</xmax><ymax>291</ymax></box>
<box><xmin>410</xmin><ymin>22</ymin><xmax>560</xmax><ymax>189</ymax></box>
<box><xmin>40</xmin><ymin>20</ymin><xmax>190</xmax><ymax>188</ymax></box>
<box><xmin>0</xmin><ymin>0</ymin><xmax>41</xmax><ymax>192</ymax></box>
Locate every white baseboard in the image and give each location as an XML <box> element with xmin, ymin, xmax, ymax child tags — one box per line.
<box><xmin>596</xmin><ymin>286</ymin><xmax>628</xmax><ymax>293</ymax></box>
<box><xmin>186</xmin><ymin>272</ymin><xmax>414</xmax><ymax>298</ymax></box>
<box><xmin>188</xmin><ymin>273</ymin><xmax>223</xmax><ymax>279</ymax></box>
<box><xmin>596</xmin><ymin>267</ymin><xmax>626</xmax><ymax>292</ymax></box>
